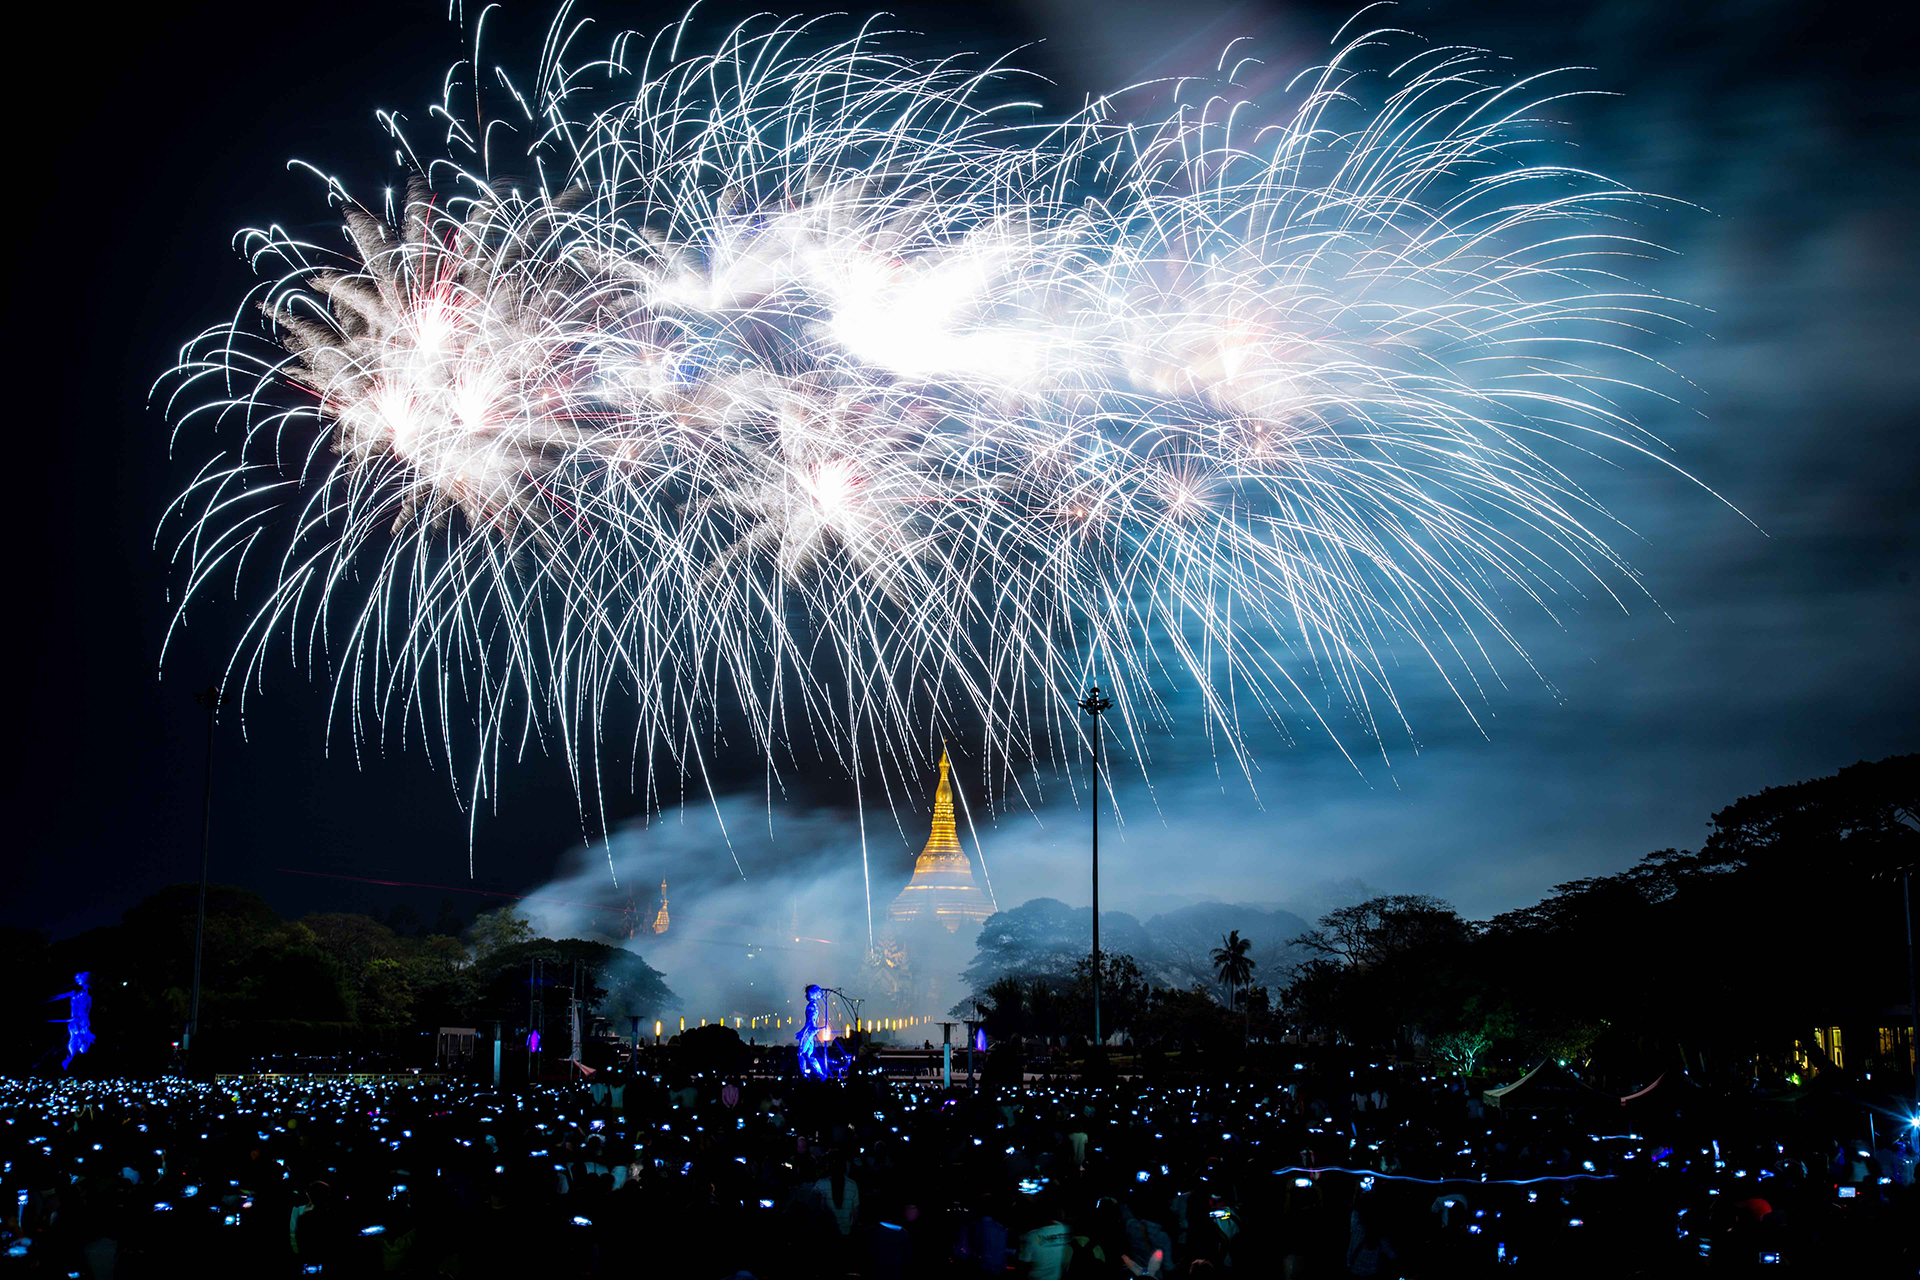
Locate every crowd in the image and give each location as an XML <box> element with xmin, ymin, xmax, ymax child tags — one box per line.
<box><xmin>2</xmin><ymin>1062</ymin><xmax>1914</xmax><ymax>1277</ymax></box>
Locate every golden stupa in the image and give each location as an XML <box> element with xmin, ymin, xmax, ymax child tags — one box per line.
<box><xmin>886</xmin><ymin>748</ymin><xmax>995</xmax><ymax>933</ymax></box>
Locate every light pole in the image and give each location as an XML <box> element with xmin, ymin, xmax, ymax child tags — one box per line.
<box><xmin>1077</xmin><ymin>684</ymin><xmax>1112</xmax><ymax>1049</ymax></box>
<box><xmin>185</xmin><ymin>685</ymin><xmax>226</xmax><ymax>1057</ymax></box>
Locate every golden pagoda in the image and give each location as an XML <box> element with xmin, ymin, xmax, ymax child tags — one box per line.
<box><xmin>650</xmin><ymin>879</ymin><xmax>670</xmax><ymax>934</ymax></box>
<box><xmin>886</xmin><ymin>748</ymin><xmax>995</xmax><ymax>933</ymax></box>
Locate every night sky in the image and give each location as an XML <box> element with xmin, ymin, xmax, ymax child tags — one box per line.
<box><xmin>12</xmin><ymin>0</ymin><xmax>1916</xmax><ymax>943</ymax></box>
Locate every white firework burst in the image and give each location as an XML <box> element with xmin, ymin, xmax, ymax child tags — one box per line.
<box><xmin>160</xmin><ymin>7</ymin><xmax>1701</xmax><ymax>897</ymax></box>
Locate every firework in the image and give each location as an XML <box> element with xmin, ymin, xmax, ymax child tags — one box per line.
<box><xmin>161</xmin><ymin>8</ymin><xmax>1693</xmax><ymax>845</ymax></box>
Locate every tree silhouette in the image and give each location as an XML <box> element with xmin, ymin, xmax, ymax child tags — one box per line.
<box><xmin>1210</xmin><ymin>929</ymin><xmax>1256</xmax><ymax>1042</ymax></box>
<box><xmin>1211</xmin><ymin>930</ymin><xmax>1255</xmax><ymax>996</ymax></box>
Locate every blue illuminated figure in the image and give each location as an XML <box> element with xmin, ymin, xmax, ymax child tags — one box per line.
<box><xmin>51</xmin><ymin>971</ymin><xmax>94</xmax><ymax>1069</ymax></box>
<box><xmin>797</xmin><ymin>984</ymin><xmax>830</xmax><ymax>1079</ymax></box>
<box><xmin>796</xmin><ymin>984</ymin><xmax>848</xmax><ymax>1080</ymax></box>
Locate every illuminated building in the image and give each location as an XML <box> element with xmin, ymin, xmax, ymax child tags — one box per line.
<box><xmin>885</xmin><ymin>748</ymin><xmax>994</xmax><ymax>933</ymax></box>
<box><xmin>651</xmin><ymin>879</ymin><xmax>670</xmax><ymax>934</ymax></box>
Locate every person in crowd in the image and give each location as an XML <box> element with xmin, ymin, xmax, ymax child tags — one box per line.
<box><xmin>1017</xmin><ymin>1195</ymin><xmax>1072</xmax><ymax>1280</ymax></box>
<box><xmin>813</xmin><ymin>1148</ymin><xmax>860</xmax><ymax>1239</ymax></box>
<box><xmin>1344</xmin><ymin>1192</ymin><xmax>1397</xmax><ymax>1277</ymax></box>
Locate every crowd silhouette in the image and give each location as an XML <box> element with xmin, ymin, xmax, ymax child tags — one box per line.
<box><xmin>3</xmin><ymin>1060</ymin><xmax>1913</xmax><ymax>1277</ymax></box>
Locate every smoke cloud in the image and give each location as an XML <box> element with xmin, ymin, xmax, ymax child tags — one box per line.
<box><xmin>522</xmin><ymin>770</ymin><xmax>1393</xmax><ymax>1022</ymax></box>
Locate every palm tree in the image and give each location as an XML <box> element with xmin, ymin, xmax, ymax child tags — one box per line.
<box><xmin>1210</xmin><ymin>930</ymin><xmax>1257</xmax><ymax>1041</ymax></box>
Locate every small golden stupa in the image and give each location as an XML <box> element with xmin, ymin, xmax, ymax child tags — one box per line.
<box><xmin>650</xmin><ymin>879</ymin><xmax>670</xmax><ymax>934</ymax></box>
<box><xmin>885</xmin><ymin>748</ymin><xmax>995</xmax><ymax>933</ymax></box>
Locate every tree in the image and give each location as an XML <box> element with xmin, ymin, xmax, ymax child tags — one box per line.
<box><xmin>1278</xmin><ymin>957</ymin><xmax>1350</xmax><ymax>1042</ymax></box>
<box><xmin>1210</xmin><ymin>929</ymin><xmax>1257</xmax><ymax>1044</ymax></box>
<box><xmin>1238</xmin><ymin>984</ymin><xmax>1280</xmax><ymax>1043</ymax></box>
<box><xmin>302</xmin><ymin>913</ymin><xmax>410</xmax><ymax>1027</ymax></box>
<box><xmin>1431</xmin><ymin>1026</ymin><xmax>1493</xmax><ymax>1076</ymax></box>
<box><xmin>980</xmin><ymin>976</ymin><xmax>1028</xmax><ymax>1040</ymax></box>
<box><xmin>1139</xmin><ymin>984</ymin><xmax>1236</xmax><ymax>1054</ymax></box>
<box><xmin>1472</xmin><ymin>754</ymin><xmax>1917</xmax><ymax>1081</ymax></box>
<box><xmin>1068</xmin><ymin>952</ymin><xmax>1148</xmax><ymax>1042</ymax></box>
<box><xmin>1294</xmin><ymin>895</ymin><xmax>1471</xmax><ymax>969</ymax></box>
<box><xmin>1210</xmin><ymin>930</ymin><xmax>1256</xmax><ymax>1005</ymax></box>
<box><xmin>471</xmin><ymin>937</ymin><xmax>678</xmax><ymax>1030</ymax></box>
<box><xmin>959</xmin><ymin>899</ymin><xmax>1315</xmax><ymax>1021</ymax></box>
<box><xmin>467</xmin><ymin>907</ymin><xmax>535</xmax><ymax>962</ymax></box>
<box><xmin>402</xmin><ymin>934</ymin><xmax>477</xmax><ymax>1029</ymax></box>
<box><xmin>1143</xmin><ymin>903</ymin><xmax>1309</xmax><ymax>991</ymax></box>
<box><xmin>1282</xmin><ymin>896</ymin><xmax>1475</xmax><ymax>1052</ymax></box>
<box><xmin>1428</xmin><ymin>997</ymin><xmax>1515</xmax><ymax>1075</ymax></box>
<box><xmin>1026</xmin><ymin>979</ymin><xmax>1063</xmax><ymax>1042</ymax></box>
<box><xmin>429</xmin><ymin>898</ymin><xmax>466</xmax><ymax>937</ymax></box>
<box><xmin>1700</xmin><ymin>754</ymin><xmax>1917</xmax><ymax>876</ymax></box>
<box><xmin>961</xmin><ymin>899</ymin><xmax>1150</xmax><ymax>989</ymax></box>
<box><xmin>1524</xmin><ymin>1017</ymin><xmax>1605</xmax><ymax>1069</ymax></box>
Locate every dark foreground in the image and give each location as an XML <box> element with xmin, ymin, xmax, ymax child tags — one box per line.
<box><xmin>2</xmin><ymin>1070</ymin><xmax>1913</xmax><ymax>1277</ymax></box>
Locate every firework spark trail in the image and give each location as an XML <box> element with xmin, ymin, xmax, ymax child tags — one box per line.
<box><xmin>160</xmin><ymin>7</ymin><xmax>1704</xmax><ymax>912</ymax></box>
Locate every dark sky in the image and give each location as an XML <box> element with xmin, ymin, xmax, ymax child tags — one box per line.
<box><xmin>12</xmin><ymin>0</ymin><xmax>1916</xmax><ymax>941</ymax></box>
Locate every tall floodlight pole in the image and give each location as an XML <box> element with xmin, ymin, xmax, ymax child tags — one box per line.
<box><xmin>1078</xmin><ymin>685</ymin><xmax>1112</xmax><ymax>1049</ymax></box>
<box><xmin>185</xmin><ymin>685</ymin><xmax>226</xmax><ymax>1057</ymax></box>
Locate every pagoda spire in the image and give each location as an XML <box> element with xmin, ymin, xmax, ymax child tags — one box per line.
<box><xmin>922</xmin><ymin>747</ymin><xmax>963</xmax><ymax>864</ymax></box>
<box><xmin>650</xmin><ymin>878</ymin><xmax>670</xmax><ymax>934</ymax></box>
<box><xmin>885</xmin><ymin>745</ymin><xmax>992</xmax><ymax>933</ymax></box>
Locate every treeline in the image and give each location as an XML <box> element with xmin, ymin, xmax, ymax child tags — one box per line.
<box><xmin>1374</xmin><ymin>752</ymin><xmax>1916</xmax><ymax>1082</ymax></box>
<box><xmin>954</xmin><ymin>755</ymin><xmax>1917</xmax><ymax>1084</ymax></box>
<box><xmin>0</xmin><ymin>887</ymin><xmax>678</xmax><ymax>1071</ymax></box>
